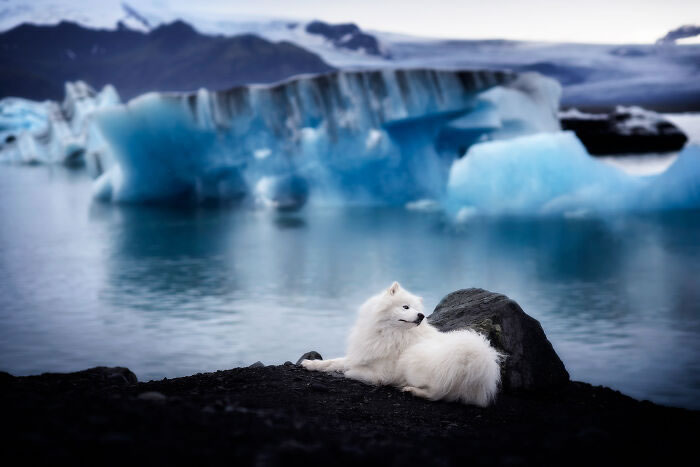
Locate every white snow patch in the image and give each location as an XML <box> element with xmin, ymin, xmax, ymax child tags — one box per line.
<box><xmin>405</xmin><ymin>199</ymin><xmax>441</xmax><ymax>212</ymax></box>
<box><xmin>665</xmin><ymin>112</ymin><xmax>700</xmax><ymax>145</ymax></box>
<box><xmin>455</xmin><ymin>206</ymin><xmax>478</xmax><ymax>223</ymax></box>
<box><xmin>365</xmin><ymin>129</ymin><xmax>383</xmax><ymax>149</ymax></box>
<box><xmin>254</xmin><ymin>148</ymin><xmax>272</xmax><ymax>160</ymax></box>
<box><xmin>559</xmin><ymin>108</ymin><xmax>606</xmax><ymax>120</ymax></box>
<box><xmin>599</xmin><ymin>154</ymin><xmax>679</xmax><ymax>176</ymax></box>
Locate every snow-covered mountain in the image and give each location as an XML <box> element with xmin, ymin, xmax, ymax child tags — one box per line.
<box><xmin>0</xmin><ymin>1</ymin><xmax>391</xmax><ymax>64</ymax></box>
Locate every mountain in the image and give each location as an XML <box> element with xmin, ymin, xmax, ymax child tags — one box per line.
<box><xmin>656</xmin><ymin>24</ymin><xmax>700</xmax><ymax>45</ymax></box>
<box><xmin>0</xmin><ymin>20</ymin><xmax>335</xmax><ymax>101</ymax></box>
<box><xmin>304</xmin><ymin>20</ymin><xmax>386</xmax><ymax>57</ymax></box>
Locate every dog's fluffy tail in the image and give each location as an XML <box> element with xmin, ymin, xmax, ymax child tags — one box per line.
<box><xmin>454</xmin><ymin>331</ymin><xmax>503</xmax><ymax>406</ymax></box>
<box><xmin>400</xmin><ymin>329</ymin><xmax>503</xmax><ymax>406</ymax></box>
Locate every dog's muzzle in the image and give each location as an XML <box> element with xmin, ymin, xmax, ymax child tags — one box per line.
<box><xmin>400</xmin><ymin>313</ymin><xmax>424</xmax><ymax>325</ymax></box>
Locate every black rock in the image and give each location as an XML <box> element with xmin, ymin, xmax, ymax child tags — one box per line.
<box><xmin>249</xmin><ymin>361</ymin><xmax>265</xmax><ymax>368</ymax></box>
<box><xmin>0</xmin><ymin>371</ymin><xmax>14</xmax><ymax>386</ymax></box>
<box><xmin>560</xmin><ymin>106</ymin><xmax>688</xmax><ymax>155</ymax></box>
<box><xmin>296</xmin><ymin>351</ymin><xmax>323</xmax><ymax>366</ymax></box>
<box><xmin>72</xmin><ymin>366</ymin><xmax>138</xmax><ymax>386</ymax></box>
<box><xmin>428</xmin><ymin>288</ymin><xmax>569</xmax><ymax>391</ymax></box>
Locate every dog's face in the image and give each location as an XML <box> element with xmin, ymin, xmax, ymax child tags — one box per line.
<box><xmin>379</xmin><ymin>281</ymin><xmax>425</xmax><ymax>328</ymax></box>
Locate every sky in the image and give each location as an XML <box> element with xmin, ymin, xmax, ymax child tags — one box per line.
<box><xmin>1</xmin><ymin>0</ymin><xmax>699</xmax><ymax>44</ymax></box>
<box><xmin>183</xmin><ymin>0</ymin><xmax>700</xmax><ymax>43</ymax></box>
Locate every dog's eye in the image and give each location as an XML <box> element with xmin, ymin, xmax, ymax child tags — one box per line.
<box><xmin>403</xmin><ymin>305</ymin><xmax>409</xmax><ymax>309</ymax></box>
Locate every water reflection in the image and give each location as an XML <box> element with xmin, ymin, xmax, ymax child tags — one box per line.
<box><xmin>273</xmin><ymin>215</ymin><xmax>307</xmax><ymax>229</ymax></box>
<box><xmin>93</xmin><ymin>204</ymin><xmax>240</xmax><ymax>312</ymax></box>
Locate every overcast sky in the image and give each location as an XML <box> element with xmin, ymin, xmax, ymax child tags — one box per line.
<box><xmin>189</xmin><ymin>0</ymin><xmax>700</xmax><ymax>43</ymax></box>
<box><xmin>2</xmin><ymin>0</ymin><xmax>699</xmax><ymax>43</ymax></box>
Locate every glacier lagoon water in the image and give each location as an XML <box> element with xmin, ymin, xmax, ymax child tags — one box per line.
<box><xmin>0</xmin><ymin>164</ymin><xmax>699</xmax><ymax>409</ymax></box>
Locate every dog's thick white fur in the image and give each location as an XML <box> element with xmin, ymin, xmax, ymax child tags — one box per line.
<box><xmin>302</xmin><ymin>282</ymin><xmax>502</xmax><ymax>406</ymax></box>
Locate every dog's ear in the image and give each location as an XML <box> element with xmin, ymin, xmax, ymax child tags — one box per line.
<box><xmin>388</xmin><ymin>281</ymin><xmax>401</xmax><ymax>296</ymax></box>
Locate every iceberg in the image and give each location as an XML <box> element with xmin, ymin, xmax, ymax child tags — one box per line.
<box><xmin>3</xmin><ymin>68</ymin><xmax>696</xmax><ymax>217</ymax></box>
<box><xmin>0</xmin><ymin>98</ymin><xmax>48</xmax><ymax>141</ymax></box>
<box><xmin>92</xmin><ymin>69</ymin><xmax>561</xmax><ymax>204</ymax></box>
<box><xmin>445</xmin><ymin>132</ymin><xmax>700</xmax><ymax>218</ymax></box>
<box><xmin>0</xmin><ymin>82</ymin><xmax>120</xmax><ymax>168</ymax></box>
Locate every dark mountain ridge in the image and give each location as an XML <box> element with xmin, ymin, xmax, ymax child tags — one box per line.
<box><xmin>0</xmin><ymin>20</ymin><xmax>335</xmax><ymax>101</ymax></box>
<box><xmin>305</xmin><ymin>20</ymin><xmax>385</xmax><ymax>57</ymax></box>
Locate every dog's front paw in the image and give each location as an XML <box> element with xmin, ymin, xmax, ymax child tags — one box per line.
<box><xmin>401</xmin><ymin>385</ymin><xmax>431</xmax><ymax>399</ymax></box>
<box><xmin>300</xmin><ymin>359</ymin><xmax>317</xmax><ymax>370</ymax></box>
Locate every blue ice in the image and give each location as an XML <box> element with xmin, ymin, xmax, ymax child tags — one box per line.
<box><xmin>91</xmin><ymin>69</ymin><xmax>561</xmax><ymax>205</ymax></box>
<box><xmin>445</xmin><ymin>132</ymin><xmax>700</xmax><ymax>219</ymax></box>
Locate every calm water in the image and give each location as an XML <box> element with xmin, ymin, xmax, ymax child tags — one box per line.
<box><xmin>0</xmin><ymin>165</ymin><xmax>699</xmax><ymax>409</ymax></box>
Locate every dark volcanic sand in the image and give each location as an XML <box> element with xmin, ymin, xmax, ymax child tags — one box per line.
<box><xmin>1</xmin><ymin>364</ymin><xmax>697</xmax><ymax>466</ymax></box>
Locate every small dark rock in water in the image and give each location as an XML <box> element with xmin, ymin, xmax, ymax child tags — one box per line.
<box><xmin>560</xmin><ymin>106</ymin><xmax>688</xmax><ymax>155</ymax></box>
<box><xmin>429</xmin><ymin>288</ymin><xmax>569</xmax><ymax>391</ymax></box>
<box><xmin>296</xmin><ymin>351</ymin><xmax>322</xmax><ymax>365</ymax></box>
<box><xmin>249</xmin><ymin>361</ymin><xmax>265</xmax><ymax>369</ymax></box>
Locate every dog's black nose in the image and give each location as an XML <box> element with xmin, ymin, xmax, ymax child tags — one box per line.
<box><xmin>415</xmin><ymin>313</ymin><xmax>425</xmax><ymax>324</ymax></box>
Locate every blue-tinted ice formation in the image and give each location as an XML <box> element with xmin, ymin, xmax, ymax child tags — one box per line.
<box><xmin>92</xmin><ymin>69</ymin><xmax>561</xmax><ymax>205</ymax></box>
<box><xmin>2</xmin><ymin>68</ymin><xmax>698</xmax><ymax>217</ymax></box>
<box><xmin>445</xmin><ymin>132</ymin><xmax>700</xmax><ymax>218</ymax></box>
<box><xmin>0</xmin><ymin>82</ymin><xmax>119</xmax><ymax>167</ymax></box>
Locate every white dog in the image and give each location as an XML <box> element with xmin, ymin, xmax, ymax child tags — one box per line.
<box><xmin>302</xmin><ymin>282</ymin><xmax>502</xmax><ymax>406</ymax></box>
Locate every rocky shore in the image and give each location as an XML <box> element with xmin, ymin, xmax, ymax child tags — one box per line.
<box><xmin>2</xmin><ymin>289</ymin><xmax>698</xmax><ymax>466</ymax></box>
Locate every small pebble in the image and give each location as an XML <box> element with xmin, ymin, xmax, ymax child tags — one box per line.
<box><xmin>310</xmin><ymin>383</ymin><xmax>329</xmax><ymax>393</ymax></box>
<box><xmin>137</xmin><ymin>391</ymin><xmax>166</xmax><ymax>402</ymax></box>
